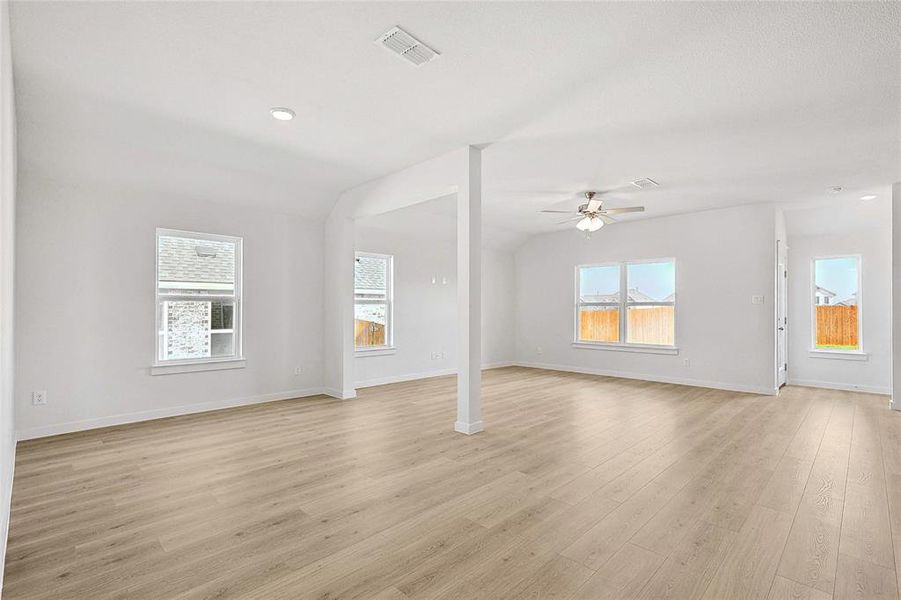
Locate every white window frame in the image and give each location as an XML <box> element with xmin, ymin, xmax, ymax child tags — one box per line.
<box><xmin>152</xmin><ymin>228</ymin><xmax>244</xmax><ymax>375</ymax></box>
<box><xmin>354</xmin><ymin>252</ymin><xmax>395</xmax><ymax>355</ymax></box>
<box><xmin>809</xmin><ymin>254</ymin><xmax>865</xmax><ymax>359</ymax></box>
<box><xmin>573</xmin><ymin>258</ymin><xmax>678</xmax><ymax>355</ymax></box>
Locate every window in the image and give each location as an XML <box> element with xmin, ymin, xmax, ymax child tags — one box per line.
<box><xmin>354</xmin><ymin>252</ymin><xmax>393</xmax><ymax>351</ymax></box>
<box><xmin>812</xmin><ymin>256</ymin><xmax>860</xmax><ymax>352</ymax></box>
<box><xmin>576</xmin><ymin>260</ymin><xmax>675</xmax><ymax>348</ymax></box>
<box><xmin>577</xmin><ymin>264</ymin><xmax>621</xmax><ymax>343</ymax></box>
<box><xmin>155</xmin><ymin>229</ymin><xmax>242</xmax><ymax>366</ymax></box>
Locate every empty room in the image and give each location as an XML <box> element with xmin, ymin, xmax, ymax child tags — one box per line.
<box><xmin>1</xmin><ymin>1</ymin><xmax>900</xmax><ymax>599</ymax></box>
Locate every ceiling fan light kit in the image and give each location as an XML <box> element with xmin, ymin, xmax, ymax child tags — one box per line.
<box><xmin>540</xmin><ymin>189</ymin><xmax>646</xmax><ymax>235</ymax></box>
<box><xmin>576</xmin><ymin>216</ymin><xmax>603</xmax><ymax>232</ymax></box>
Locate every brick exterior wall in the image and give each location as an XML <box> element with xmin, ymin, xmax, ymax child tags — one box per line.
<box><xmin>165</xmin><ymin>301</ymin><xmax>211</xmax><ymax>359</ymax></box>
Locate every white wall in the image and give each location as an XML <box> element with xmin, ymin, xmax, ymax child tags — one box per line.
<box><xmin>895</xmin><ymin>182</ymin><xmax>901</xmax><ymax>409</ymax></box>
<box><xmin>14</xmin><ymin>177</ymin><xmax>325</xmax><ymax>439</ymax></box>
<box><xmin>353</xmin><ymin>216</ymin><xmax>515</xmax><ymax>388</ymax></box>
<box><xmin>513</xmin><ymin>204</ymin><xmax>778</xmax><ymax>394</ymax></box>
<box><xmin>481</xmin><ymin>248</ymin><xmax>516</xmax><ymax>367</ymax></box>
<box><xmin>0</xmin><ymin>0</ymin><xmax>16</xmax><ymax>588</ymax></box>
<box><xmin>786</xmin><ymin>204</ymin><xmax>892</xmax><ymax>394</ymax></box>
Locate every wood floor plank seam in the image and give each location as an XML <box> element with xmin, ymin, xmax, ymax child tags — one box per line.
<box><xmin>877</xmin><ymin>406</ymin><xmax>901</xmax><ymax>596</ymax></box>
<box><xmin>762</xmin><ymin>394</ymin><xmax>835</xmax><ymax>600</ymax></box>
<box><xmin>835</xmin><ymin>402</ymin><xmax>856</xmax><ymax>592</ymax></box>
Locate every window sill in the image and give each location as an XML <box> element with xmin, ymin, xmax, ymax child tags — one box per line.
<box><xmin>572</xmin><ymin>342</ymin><xmax>679</xmax><ymax>355</ymax></box>
<box><xmin>355</xmin><ymin>346</ymin><xmax>397</xmax><ymax>357</ymax></box>
<box><xmin>151</xmin><ymin>358</ymin><xmax>246</xmax><ymax>376</ymax></box>
<box><xmin>808</xmin><ymin>350</ymin><xmax>868</xmax><ymax>362</ymax></box>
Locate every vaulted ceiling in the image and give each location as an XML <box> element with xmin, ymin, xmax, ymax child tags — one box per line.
<box><xmin>10</xmin><ymin>1</ymin><xmax>900</xmax><ymax>237</ymax></box>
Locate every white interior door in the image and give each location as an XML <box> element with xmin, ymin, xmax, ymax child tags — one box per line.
<box><xmin>777</xmin><ymin>240</ymin><xmax>788</xmax><ymax>387</ymax></box>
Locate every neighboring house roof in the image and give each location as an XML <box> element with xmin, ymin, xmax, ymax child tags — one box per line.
<box><xmin>158</xmin><ymin>235</ymin><xmax>235</xmax><ymax>285</ymax></box>
<box><xmin>581</xmin><ymin>288</ymin><xmax>661</xmax><ymax>303</ymax></box>
<box><xmin>158</xmin><ymin>235</ymin><xmax>235</xmax><ymax>284</ymax></box>
<box><xmin>355</xmin><ymin>255</ymin><xmax>387</xmax><ymax>293</ymax></box>
<box><xmin>815</xmin><ymin>286</ymin><xmax>836</xmax><ymax>298</ymax></box>
<box><xmin>836</xmin><ymin>292</ymin><xmax>857</xmax><ymax>306</ymax></box>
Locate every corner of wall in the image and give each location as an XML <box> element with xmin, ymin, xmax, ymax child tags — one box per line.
<box><xmin>892</xmin><ymin>182</ymin><xmax>900</xmax><ymax>409</ymax></box>
<box><xmin>0</xmin><ymin>0</ymin><xmax>16</xmax><ymax>589</ymax></box>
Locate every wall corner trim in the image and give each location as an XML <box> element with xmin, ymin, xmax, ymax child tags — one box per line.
<box><xmin>323</xmin><ymin>388</ymin><xmax>357</xmax><ymax>400</ymax></box>
<box><xmin>0</xmin><ymin>442</ymin><xmax>15</xmax><ymax>594</ymax></box>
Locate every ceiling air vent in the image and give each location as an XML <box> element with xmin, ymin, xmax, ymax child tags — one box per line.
<box><xmin>631</xmin><ymin>178</ymin><xmax>660</xmax><ymax>189</ymax></box>
<box><xmin>375</xmin><ymin>26</ymin><xmax>439</xmax><ymax>66</ymax></box>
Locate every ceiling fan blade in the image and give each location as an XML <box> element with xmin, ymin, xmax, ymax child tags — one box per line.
<box><xmin>586</xmin><ymin>199</ymin><xmax>602</xmax><ymax>212</ymax></box>
<box><xmin>599</xmin><ymin>214</ymin><xmax>617</xmax><ymax>224</ymax></box>
<box><xmin>599</xmin><ymin>206</ymin><xmax>645</xmax><ymax>215</ymax></box>
<box><xmin>597</xmin><ymin>184</ymin><xmax>637</xmax><ymax>195</ymax></box>
<box><xmin>556</xmin><ymin>216</ymin><xmax>584</xmax><ymax>224</ymax></box>
<box><xmin>540</xmin><ymin>209</ymin><xmax>575</xmax><ymax>214</ymax></box>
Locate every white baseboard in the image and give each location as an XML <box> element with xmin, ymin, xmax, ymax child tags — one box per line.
<box><xmin>786</xmin><ymin>378</ymin><xmax>892</xmax><ymax>396</ymax></box>
<box><xmin>454</xmin><ymin>420</ymin><xmax>484</xmax><ymax>435</ymax></box>
<box><xmin>16</xmin><ymin>387</ymin><xmax>326</xmax><ymax>441</ymax></box>
<box><xmin>514</xmin><ymin>361</ymin><xmax>778</xmax><ymax>396</ymax></box>
<box><xmin>322</xmin><ymin>387</ymin><xmax>357</xmax><ymax>400</ymax></box>
<box><xmin>354</xmin><ymin>362</ymin><xmax>514</xmax><ymax>390</ymax></box>
<box><xmin>0</xmin><ymin>441</ymin><xmax>15</xmax><ymax>595</ymax></box>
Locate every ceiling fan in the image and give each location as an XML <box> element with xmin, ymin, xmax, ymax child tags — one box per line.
<box><xmin>541</xmin><ymin>191</ymin><xmax>645</xmax><ymax>232</ymax></box>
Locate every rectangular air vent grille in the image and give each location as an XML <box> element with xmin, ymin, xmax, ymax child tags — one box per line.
<box><xmin>376</xmin><ymin>26</ymin><xmax>439</xmax><ymax>66</ymax></box>
<box><xmin>631</xmin><ymin>178</ymin><xmax>660</xmax><ymax>189</ymax></box>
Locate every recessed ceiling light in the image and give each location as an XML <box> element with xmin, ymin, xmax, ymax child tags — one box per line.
<box><xmin>270</xmin><ymin>107</ymin><xmax>295</xmax><ymax>121</ymax></box>
<box><xmin>860</xmin><ymin>194</ymin><xmax>877</xmax><ymax>201</ymax></box>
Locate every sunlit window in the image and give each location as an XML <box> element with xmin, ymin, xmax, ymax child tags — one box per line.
<box><xmin>813</xmin><ymin>256</ymin><xmax>860</xmax><ymax>352</ymax></box>
<box><xmin>156</xmin><ymin>229</ymin><xmax>242</xmax><ymax>364</ymax></box>
<box><xmin>576</xmin><ymin>260</ymin><xmax>675</xmax><ymax>347</ymax></box>
<box><xmin>354</xmin><ymin>253</ymin><xmax>393</xmax><ymax>350</ymax></box>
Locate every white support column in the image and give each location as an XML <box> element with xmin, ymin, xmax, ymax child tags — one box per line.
<box><xmin>455</xmin><ymin>146</ymin><xmax>483</xmax><ymax>434</ymax></box>
<box><xmin>323</xmin><ymin>212</ymin><xmax>357</xmax><ymax>400</ymax></box>
<box><xmin>892</xmin><ymin>182</ymin><xmax>900</xmax><ymax>410</ymax></box>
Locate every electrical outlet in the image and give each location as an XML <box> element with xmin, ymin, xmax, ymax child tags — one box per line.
<box><xmin>32</xmin><ymin>390</ymin><xmax>47</xmax><ymax>406</ymax></box>
<box><xmin>683</xmin><ymin>358</ymin><xmax>690</xmax><ymax>367</ymax></box>
<box><xmin>536</xmin><ymin>346</ymin><xmax>543</xmax><ymax>355</ymax></box>
<box><xmin>293</xmin><ymin>366</ymin><xmax>302</xmax><ymax>376</ymax></box>
<box><xmin>751</xmin><ymin>295</ymin><xmax>765</xmax><ymax>305</ymax></box>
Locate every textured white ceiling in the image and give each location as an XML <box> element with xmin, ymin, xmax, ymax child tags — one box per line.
<box><xmin>785</xmin><ymin>195</ymin><xmax>891</xmax><ymax>238</ymax></box>
<box><xmin>10</xmin><ymin>2</ymin><xmax>900</xmax><ymax>235</ymax></box>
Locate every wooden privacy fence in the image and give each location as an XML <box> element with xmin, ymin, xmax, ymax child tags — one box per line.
<box><xmin>816</xmin><ymin>305</ymin><xmax>858</xmax><ymax>347</ymax></box>
<box><xmin>579</xmin><ymin>306</ymin><xmax>674</xmax><ymax>346</ymax></box>
<box><xmin>354</xmin><ymin>319</ymin><xmax>386</xmax><ymax>347</ymax></box>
